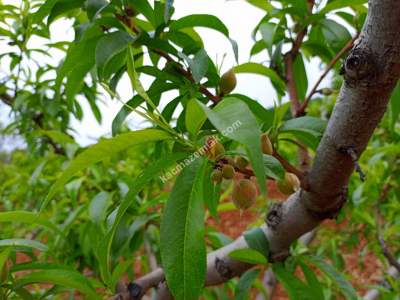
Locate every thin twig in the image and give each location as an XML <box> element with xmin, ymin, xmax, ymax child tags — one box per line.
<box><xmin>297</xmin><ymin>34</ymin><xmax>359</xmax><ymax>116</ymax></box>
<box><xmin>0</xmin><ymin>92</ymin><xmax>14</xmax><ymax>106</ymax></box>
<box><xmin>0</xmin><ymin>91</ymin><xmax>65</xmax><ymax>155</ymax></box>
<box><xmin>376</xmin><ymin>183</ymin><xmax>400</xmax><ymax>273</ymax></box>
<box><xmin>272</xmin><ymin>151</ymin><xmax>305</xmax><ymax>180</ymax></box>
<box><xmin>116</xmin><ymin>13</ymin><xmax>221</xmax><ymax>104</ymax></box>
<box><xmin>151</xmin><ymin>49</ymin><xmax>221</xmax><ymax>103</ymax></box>
<box><xmin>284</xmin><ymin>0</ymin><xmax>315</xmax><ymax>116</ymax></box>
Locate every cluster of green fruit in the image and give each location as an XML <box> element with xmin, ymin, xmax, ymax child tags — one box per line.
<box><xmin>205</xmin><ymin>134</ymin><xmax>300</xmax><ymax>211</ymax></box>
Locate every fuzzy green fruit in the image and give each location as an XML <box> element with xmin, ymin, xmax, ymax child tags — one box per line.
<box><xmin>232</xmin><ymin>179</ymin><xmax>257</xmax><ymax>210</ymax></box>
<box><xmin>219</xmin><ymin>68</ymin><xmax>237</xmax><ymax>95</ymax></box>
<box><xmin>277</xmin><ymin>172</ymin><xmax>300</xmax><ymax>195</ymax></box>
<box><xmin>261</xmin><ymin>133</ymin><xmax>273</xmax><ymax>155</ymax></box>
<box><xmin>211</xmin><ymin>169</ymin><xmax>223</xmax><ymax>184</ymax></box>
<box><xmin>235</xmin><ymin>156</ymin><xmax>249</xmax><ymax>171</ymax></box>
<box><xmin>222</xmin><ymin>164</ymin><xmax>235</xmax><ymax>179</ymax></box>
<box><xmin>206</xmin><ymin>139</ymin><xmax>225</xmax><ymax>161</ymax></box>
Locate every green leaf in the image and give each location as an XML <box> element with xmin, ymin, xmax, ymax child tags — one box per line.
<box><xmin>47</xmin><ymin>0</ymin><xmax>86</xmax><ymax>25</ymax></box>
<box><xmin>320</xmin><ymin>0</ymin><xmax>367</xmax><ymax>14</ymax></box>
<box><xmin>263</xmin><ymin>154</ymin><xmax>285</xmax><ymax>180</ymax></box>
<box><xmin>111</xmin><ymin>97</ymin><xmax>142</xmax><ymax>136</ymax></box>
<box><xmin>272</xmin><ymin>262</ymin><xmax>315</xmax><ymax>300</ymax></box>
<box><xmin>95</xmin><ymin>31</ymin><xmax>133</xmax><ymax>80</ymax></box>
<box><xmin>279</xmin><ymin>117</ymin><xmax>327</xmax><ymax>150</ymax></box>
<box><xmin>160</xmin><ymin>159</ymin><xmax>209</xmax><ymax>300</ymax></box>
<box><xmin>280</xmin><ymin>117</ymin><xmax>327</xmax><ymax>135</ymax></box>
<box><xmin>389</xmin><ymin>81</ymin><xmax>400</xmax><ymax>131</ymax></box>
<box><xmin>189</xmin><ymin>49</ymin><xmax>209</xmax><ymax>83</ymax></box>
<box><xmin>128</xmin><ymin>0</ymin><xmax>155</xmax><ymax>26</ymax></box>
<box><xmin>0</xmin><ymin>211</ymin><xmax>60</xmax><ymax>233</ymax></box>
<box><xmin>235</xmin><ymin>269</ymin><xmax>261</xmax><ymax>300</ymax></box>
<box><xmin>127</xmin><ymin>47</ymin><xmax>158</xmax><ymax>111</ymax></box>
<box><xmin>199</xmin><ymin>97</ymin><xmax>266</xmax><ymax>194</ymax></box>
<box><xmin>33</xmin><ymin>0</ymin><xmax>58</xmax><ymax>23</ymax></box>
<box><xmin>297</xmin><ymin>260</ymin><xmax>325</xmax><ymax>300</ymax></box>
<box><xmin>111</xmin><ymin>80</ymin><xmax>178</xmax><ymax>136</ymax></box>
<box><xmin>55</xmin><ymin>25</ymin><xmax>103</xmax><ymax>102</ymax></box>
<box><xmin>40</xmin><ymin>130</ymin><xmax>75</xmax><ymax>145</ymax></box>
<box><xmin>42</xmin><ymin>129</ymin><xmax>171</xmax><ymax>210</ymax></box>
<box><xmin>244</xmin><ymin>228</ymin><xmax>269</xmax><ymax>258</ymax></box>
<box><xmin>319</xmin><ymin>19</ymin><xmax>351</xmax><ymax>52</ymax></box>
<box><xmin>229</xmin><ymin>94</ymin><xmax>274</xmax><ymax>128</ymax></box>
<box><xmin>89</xmin><ymin>192</ymin><xmax>112</xmax><ymax>224</ymax></box>
<box><xmin>185</xmin><ymin>98</ymin><xmax>206</xmax><ymax>136</ymax></box>
<box><xmin>207</xmin><ymin>232</ymin><xmax>233</xmax><ymax>248</ymax></box>
<box><xmin>171</xmin><ymin>14</ymin><xmax>229</xmax><ymax>36</ymax></box>
<box><xmin>86</xmin><ymin>0</ymin><xmax>108</xmax><ymax>20</ymax></box>
<box><xmin>0</xmin><ymin>248</ymin><xmax>11</xmax><ymax>271</ymax></box>
<box><xmin>0</xmin><ymin>239</ymin><xmax>48</xmax><ymax>252</ymax></box>
<box><xmin>304</xmin><ymin>255</ymin><xmax>357</xmax><ymax>300</ymax></box>
<box><xmin>259</xmin><ymin>23</ymin><xmax>276</xmax><ymax>54</ymax></box>
<box><xmin>98</xmin><ymin>153</ymin><xmax>188</xmax><ymax>285</ymax></box>
<box><xmin>234</xmin><ymin>63</ymin><xmax>286</xmax><ymax>95</ymax></box>
<box><xmin>228</xmin><ymin>248</ymin><xmax>267</xmax><ymax>265</ymax></box>
<box><xmin>15</xmin><ymin>270</ymin><xmax>98</xmax><ymax>300</ymax></box>
<box><xmin>170</xmin><ymin>14</ymin><xmax>238</xmax><ymax>60</ymax></box>
<box><xmin>246</xmin><ymin>0</ymin><xmax>273</xmax><ymax>12</ymax></box>
<box><xmin>293</xmin><ymin>54</ymin><xmax>308</xmax><ymax>100</ymax></box>
<box><xmin>287</xmin><ymin>0</ymin><xmax>309</xmax><ymax>17</ymax></box>
<box><xmin>11</xmin><ymin>262</ymin><xmax>74</xmax><ymax>273</ymax></box>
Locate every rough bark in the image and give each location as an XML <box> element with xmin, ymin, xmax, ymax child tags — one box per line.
<box><xmin>114</xmin><ymin>1</ymin><xmax>400</xmax><ymax>299</ymax></box>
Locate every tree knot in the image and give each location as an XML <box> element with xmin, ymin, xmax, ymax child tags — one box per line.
<box><xmin>215</xmin><ymin>257</ymin><xmax>233</xmax><ymax>279</ymax></box>
<box><xmin>127</xmin><ymin>282</ymin><xmax>143</xmax><ymax>300</ymax></box>
<box><xmin>265</xmin><ymin>203</ymin><xmax>283</xmax><ymax>230</ymax></box>
<box><xmin>341</xmin><ymin>47</ymin><xmax>379</xmax><ymax>85</ymax></box>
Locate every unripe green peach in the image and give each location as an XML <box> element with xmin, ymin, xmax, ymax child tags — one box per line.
<box><xmin>222</xmin><ymin>164</ymin><xmax>235</xmax><ymax>179</ymax></box>
<box><xmin>261</xmin><ymin>133</ymin><xmax>273</xmax><ymax>155</ymax></box>
<box><xmin>219</xmin><ymin>68</ymin><xmax>237</xmax><ymax>95</ymax></box>
<box><xmin>232</xmin><ymin>179</ymin><xmax>257</xmax><ymax>210</ymax></box>
<box><xmin>211</xmin><ymin>169</ymin><xmax>223</xmax><ymax>184</ymax></box>
<box><xmin>235</xmin><ymin>156</ymin><xmax>249</xmax><ymax>171</ymax></box>
<box><xmin>321</xmin><ymin>88</ymin><xmax>334</xmax><ymax>95</ymax></box>
<box><xmin>277</xmin><ymin>172</ymin><xmax>300</xmax><ymax>195</ymax></box>
<box><xmin>206</xmin><ymin>139</ymin><xmax>225</xmax><ymax>161</ymax></box>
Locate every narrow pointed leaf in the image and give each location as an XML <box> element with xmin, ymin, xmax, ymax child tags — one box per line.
<box><xmin>160</xmin><ymin>159</ymin><xmax>210</xmax><ymax>300</ymax></box>
<box><xmin>42</xmin><ymin>129</ymin><xmax>171</xmax><ymax>210</ymax></box>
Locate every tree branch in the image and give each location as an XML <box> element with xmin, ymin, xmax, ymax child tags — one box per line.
<box><xmin>0</xmin><ymin>92</ymin><xmax>14</xmax><ymax>106</ymax></box>
<box><xmin>363</xmin><ymin>258</ymin><xmax>400</xmax><ymax>300</ymax></box>
<box><xmin>0</xmin><ymin>91</ymin><xmax>65</xmax><ymax>155</ymax></box>
<box><xmin>151</xmin><ymin>49</ymin><xmax>221</xmax><ymax>103</ymax></box>
<box><xmin>297</xmin><ymin>33</ymin><xmax>360</xmax><ymax>116</ymax></box>
<box><xmin>375</xmin><ymin>183</ymin><xmax>400</xmax><ymax>273</ymax></box>
<box><xmin>115</xmin><ymin>13</ymin><xmax>221</xmax><ymax>104</ymax></box>
<box><xmin>113</xmin><ymin>1</ymin><xmax>400</xmax><ymax>298</ymax></box>
<box><xmin>284</xmin><ymin>0</ymin><xmax>315</xmax><ymax>116</ymax></box>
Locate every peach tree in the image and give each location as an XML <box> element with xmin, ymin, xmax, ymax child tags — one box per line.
<box><xmin>0</xmin><ymin>0</ymin><xmax>400</xmax><ymax>299</ymax></box>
